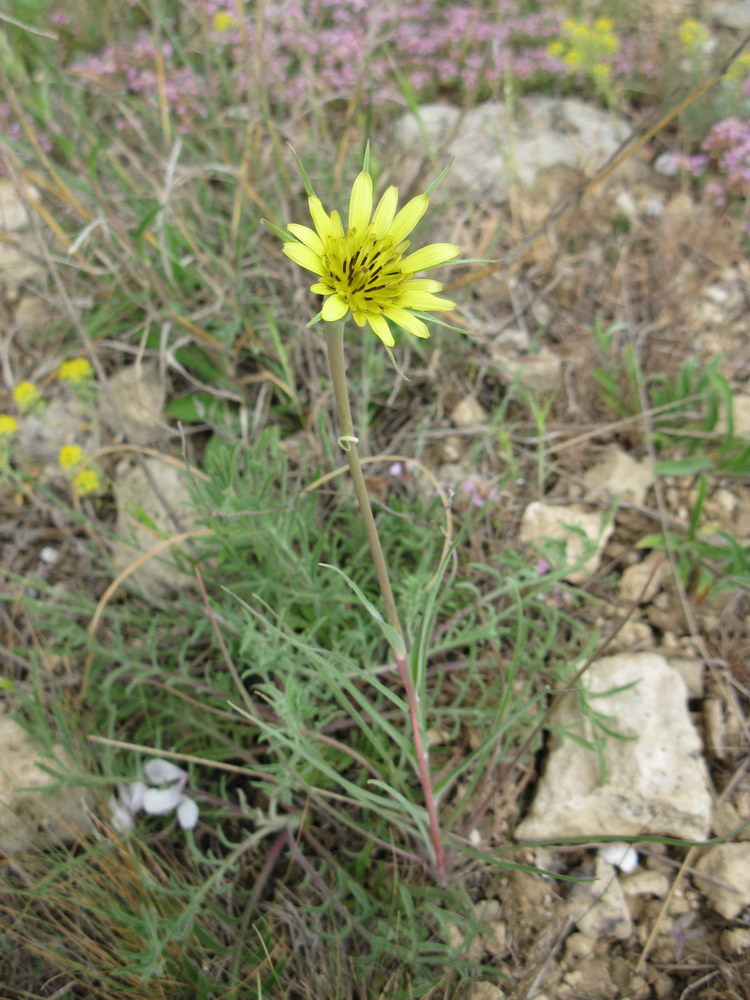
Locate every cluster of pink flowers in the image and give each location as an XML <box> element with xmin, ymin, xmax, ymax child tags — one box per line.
<box><xmin>62</xmin><ymin>0</ymin><xmax>573</xmax><ymax>122</ymax></box>
<box><xmin>70</xmin><ymin>34</ymin><xmax>207</xmax><ymax>128</ymax></box>
<box><xmin>702</xmin><ymin>117</ymin><xmax>750</xmax><ymax>208</ymax></box>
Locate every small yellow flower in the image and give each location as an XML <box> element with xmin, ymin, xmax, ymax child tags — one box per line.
<box><xmin>281</xmin><ymin>170</ymin><xmax>461</xmax><ymax>347</ymax></box>
<box><xmin>678</xmin><ymin>18</ymin><xmax>709</xmax><ymax>52</ymax></box>
<box><xmin>58</xmin><ymin>444</ymin><xmax>85</xmax><ymax>471</ymax></box>
<box><xmin>592</xmin><ymin>62</ymin><xmax>612</xmax><ymax>84</ymax></box>
<box><xmin>73</xmin><ymin>468</ymin><xmax>101</xmax><ymax>496</ymax></box>
<box><xmin>563</xmin><ymin>49</ymin><xmax>584</xmax><ymax>69</ymax></box>
<box><xmin>0</xmin><ymin>414</ymin><xmax>19</xmax><ymax>438</ymax></box>
<box><xmin>547</xmin><ymin>40</ymin><xmax>564</xmax><ymax>58</ymax></box>
<box><xmin>59</xmin><ymin>358</ymin><xmax>94</xmax><ymax>384</ymax></box>
<box><xmin>726</xmin><ymin>52</ymin><xmax>750</xmax><ymax>80</ymax></box>
<box><xmin>213</xmin><ymin>10</ymin><xmax>237</xmax><ymax>32</ymax></box>
<box><xmin>594</xmin><ymin>17</ymin><xmax>614</xmax><ymax>33</ymax></box>
<box><xmin>13</xmin><ymin>380</ymin><xmax>40</xmax><ymax>412</ymax></box>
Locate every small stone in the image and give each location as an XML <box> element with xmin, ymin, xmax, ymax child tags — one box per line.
<box><xmin>713</xmin><ymin>1</ymin><xmax>750</xmax><ymax>30</ymax></box>
<box><xmin>695</xmin><ymin>844</ymin><xmax>750</xmax><ymax>919</ymax></box>
<box><xmin>483</xmin><ymin>921</ymin><xmax>508</xmax><ymax>957</ymax></box>
<box><xmin>111</xmin><ymin>457</ymin><xmax>200</xmax><ymax>599</ymax></box>
<box><xmin>720</xmin><ymin>928</ymin><xmax>750</xmax><ymax>956</ymax></box>
<box><xmin>498</xmin><ymin>345</ymin><xmax>563</xmax><ymax>393</ymax></box>
<box><xmin>569</xmin><ymin>857</ymin><xmax>633</xmax><ymax>939</ymax></box>
<box><xmin>582</xmin><ymin>445</ymin><xmax>654</xmax><ymax>506</ymax></box>
<box><xmin>607</xmin><ymin>619</ymin><xmax>654</xmax><ymax>653</ymax></box>
<box><xmin>0</xmin><ymin>716</ymin><xmax>91</xmax><ymax>851</ymax></box>
<box><xmin>475</xmin><ymin>899</ymin><xmax>502</xmax><ymax>923</ymax></box>
<box><xmin>621</xmin><ymin>870</ymin><xmax>670</xmax><ymax>898</ymax></box>
<box><xmin>469</xmin><ymin>984</ymin><xmax>505</xmax><ymax>1000</ymax></box>
<box><xmin>618</xmin><ymin>551</ymin><xmax>666</xmax><ymax>604</ymax></box>
<box><xmin>666</xmin><ymin>657</ymin><xmax>704</xmax><ymax>699</ymax></box>
<box><xmin>100</xmin><ymin>364</ymin><xmax>167</xmax><ymax>444</ymax></box>
<box><xmin>565</xmin><ymin>931</ymin><xmax>596</xmax><ymax>960</ymax></box>
<box><xmin>0</xmin><ymin>179</ymin><xmax>40</xmax><ymax>232</ymax></box>
<box><xmin>451</xmin><ymin>396</ymin><xmax>487</xmax><ymax>427</ymax></box>
<box><xmin>515</xmin><ymin>653</ymin><xmax>712</xmax><ymax>842</ymax></box>
<box><xmin>13</xmin><ymin>295</ymin><xmax>50</xmax><ymax>335</ymax></box>
<box><xmin>653</xmin><ymin>973</ymin><xmax>674</xmax><ymax>1000</ymax></box>
<box><xmin>519</xmin><ymin>501</ymin><xmax>614</xmax><ymax>584</ymax></box>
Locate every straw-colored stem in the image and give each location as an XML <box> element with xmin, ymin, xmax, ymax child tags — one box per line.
<box><xmin>325</xmin><ymin>323</ymin><xmax>401</xmax><ymax>634</ymax></box>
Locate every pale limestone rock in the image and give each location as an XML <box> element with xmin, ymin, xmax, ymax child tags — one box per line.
<box><xmin>515</xmin><ymin>653</ymin><xmax>712</xmax><ymax>842</ymax></box>
<box><xmin>666</xmin><ymin>656</ymin><xmax>704</xmax><ymax>699</ymax></box>
<box><xmin>469</xmin><ymin>984</ymin><xmax>505</xmax><ymax>1000</ymax></box>
<box><xmin>712</xmin><ymin>1</ymin><xmax>750</xmax><ymax>29</ymax></box>
<box><xmin>0</xmin><ymin>716</ymin><xmax>90</xmax><ymax>851</ymax></box>
<box><xmin>621</xmin><ymin>870</ymin><xmax>670</xmax><ymax>898</ymax></box>
<box><xmin>519</xmin><ymin>501</ymin><xmax>614</xmax><ymax>584</ymax></box>
<box><xmin>99</xmin><ymin>364</ymin><xmax>167</xmax><ymax>443</ymax></box>
<box><xmin>695</xmin><ymin>844</ymin><xmax>750</xmax><ymax>919</ymax></box>
<box><xmin>720</xmin><ymin>928</ymin><xmax>750</xmax><ymax>956</ymax></box>
<box><xmin>451</xmin><ymin>396</ymin><xmax>487</xmax><ymax>427</ymax></box>
<box><xmin>569</xmin><ymin>857</ymin><xmax>633</xmax><ymax>939</ymax></box>
<box><xmin>730</xmin><ymin>394</ymin><xmax>750</xmax><ymax>437</ymax></box>
<box><xmin>0</xmin><ymin>179</ymin><xmax>40</xmax><ymax>232</ymax></box>
<box><xmin>0</xmin><ymin>235</ymin><xmax>46</xmax><ymax>301</ymax></box>
<box><xmin>111</xmin><ymin>457</ymin><xmax>200</xmax><ymax>599</ymax></box>
<box><xmin>13</xmin><ymin>295</ymin><xmax>51</xmax><ymax>335</ymax></box>
<box><xmin>618</xmin><ymin>550</ymin><xmax>667</xmax><ymax>604</ymax></box>
<box><xmin>496</xmin><ymin>345</ymin><xmax>563</xmax><ymax>394</ymax></box>
<box><xmin>582</xmin><ymin>445</ymin><xmax>654</xmax><ymax>506</ymax></box>
<box><xmin>394</xmin><ymin>97</ymin><xmax>630</xmax><ymax>206</ymax></box>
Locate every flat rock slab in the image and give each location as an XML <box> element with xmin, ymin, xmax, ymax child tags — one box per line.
<box><xmin>0</xmin><ymin>716</ymin><xmax>90</xmax><ymax>852</ymax></box>
<box><xmin>515</xmin><ymin>652</ymin><xmax>712</xmax><ymax>842</ymax></box>
<box><xmin>393</xmin><ymin>96</ymin><xmax>630</xmax><ymax>205</ymax></box>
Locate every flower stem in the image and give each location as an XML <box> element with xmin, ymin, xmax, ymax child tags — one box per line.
<box><xmin>325</xmin><ymin>323</ymin><xmax>401</xmax><ymax>633</ymax></box>
<box><xmin>324</xmin><ymin>322</ymin><xmax>445</xmax><ymax>883</ymax></box>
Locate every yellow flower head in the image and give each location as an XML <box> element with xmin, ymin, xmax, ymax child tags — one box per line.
<box><xmin>678</xmin><ymin>18</ymin><xmax>709</xmax><ymax>52</ymax></box>
<box><xmin>73</xmin><ymin>468</ymin><xmax>101</xmax><ymax>496</ymax></box>
<box><xmin>727</xmin><ymin>52</ymin><xmax>750</xmax><ymax>80</ymax></box>
<box><xmin>59</xmin><ymin>358</ymin><xmax>94</xmax><ymax>384</ymax></box>
<box><xmin>213</xmin><ymin>10</ymin><xmax>237</xmax><ymax>32</ymax></box>
<box><xmin>282</xmin><ymin>170</ymin><xmax>461</xmax><ymax>347</ymax></box>
<box><xmin>13</xmin><ymin>380</ymin><xmax>40</xmax><ymax>412</ymax></box>
<box><xmin>58</xmin><ymin>444</ymin><xmax>85</xmax><ymax>471</ymax></box>
<box><xmin>0</xmin><ymin>414</ymin><xmax>19</xmax><ymax>438</ymax></box>
<box><xmin>563</xmin><ymin>49</ymin><xmax>584</xmax><ymax>69</ymax></box>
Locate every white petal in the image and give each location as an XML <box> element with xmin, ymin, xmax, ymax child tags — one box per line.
<box><xmin>144</xmin><ymin>759</ymin><xmax>186</xmax><ymax>785</ymax></box>
<box><xmin>122</xmin><ymin>780</ymin><xmax>147</xmax><ymax>812</ymax></box>
<box><xmin>177</xmin><ymin>796</ymin><xmax>199</xmax><ymax>830</ymax></box>
<box><xmin>143</xmin><ymin>785</ymin><xmax>184</xmax><ymax>815</ymax></box>
<box><xmin>110</xmin><ymin>796</ymin><xmax>135</xmax><ymax>833</ymax></box>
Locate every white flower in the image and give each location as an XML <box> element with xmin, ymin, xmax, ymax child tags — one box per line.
<box><xmin>110</xmin><ymin>759</ymin><xmax>199</xmax><ymax>833</ymax></box>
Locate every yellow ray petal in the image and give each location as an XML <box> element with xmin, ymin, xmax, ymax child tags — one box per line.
<box><xmin>308</xmin><ymin>196</ymin><xmax>333</xmax><ymax>241</ymax></box>
<box><xmin>371</xmin><ymin>186</ymin><xmax>398</xmax><ymax>237</ymax></box>
<box><xmin>387</xmin><ymin>194</ymin><xmax>428</xmax><ymax>244</ymax></box>
<box><xmin>367</xmin><ymin>313</ymin><xmax>395</xmax><ymax>347</ymax></box>
<box><xmin>383</xmin><ymin>307</ymin><xmax>430</xmax><ymax>340</ymax></box>
<box><xmin>283</xmin><ymin>242</ymin><xmax>325</xmax><ymax>275</ymax></box>
<box><xmin>287</xmin><ymin>223</ymin><xmax>325</xmax><ymax>256</ymax></box>
<box><xmin>348</xmin><ymin>171</ymin><xmax>373</xmax><ymax>234</ymax></box>
<box><xmin>400</xmin><ymin>243</ymin><xmax>461</xmax><ymax>273</ymax></box>
<box><xmin>396</xmin><ymin>290</ymin><xmax>455</xmax><ymax>312</ymax></box>
<box><xmin>402</xmin><ymin>278</ymin><xmax>443</xmax><ymax>293</ymax></box>
<box><xmin>321</xmin><ymin>294</ymin><xmax>350</xmax><ymax>321</ymax></box>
